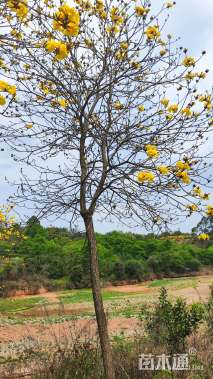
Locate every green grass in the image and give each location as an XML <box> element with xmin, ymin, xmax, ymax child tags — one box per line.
<box><xmin>0</xmin><ymin>276</ymin><xmax>203</xmax><ymax>317</ymax></box>
<box><xmin>0</xmin><ymin>296</ymin><xmax>44</xmax><ymax>313</ymax></box>
<box><xmin>148</xmin><ymin>277</ymin><xmax>198</xmax><ymax>289</ymax></box>
<box><xmin>59</xmin><ymin>289</ymin><xmax>132</xmax><ymax>304</ymax></box>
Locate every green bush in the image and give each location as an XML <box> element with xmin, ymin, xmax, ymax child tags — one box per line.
<box><xmin>144</xmin><ymin>287</ymin><xmax>204</xmax><ymax>353</ymax></box>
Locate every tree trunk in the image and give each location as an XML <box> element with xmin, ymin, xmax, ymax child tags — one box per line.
<box><xmin>84</xmin><ymin>214</ymin><xmax>115</xmax><ymax>379</ymax></box>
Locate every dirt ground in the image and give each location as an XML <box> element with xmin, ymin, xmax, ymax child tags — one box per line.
<box><xmin>0</xmin><ymin>317</ymin><xmax>139</xmax><ymax>345</ymax></box>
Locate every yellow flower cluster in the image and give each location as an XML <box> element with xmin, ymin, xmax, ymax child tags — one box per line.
<box><xmin>138</xmin><ymin>105</ymin><xmax>145</xmax><ymax>112</ymax></box>
<box><xmin>160</xmin><ymin>98</ymin><xmax>169</xmax><ymax>107</ymax></box>
<box><xmin>0</xmin><ymin>80</ymin><xmax>16</xmax><ymax>95</ymax></box>
<box><xmin>0</xmin><ymin>95</ymin><xmax>6</xmax><ymax>106</ymax></box>
<box><xmin>93</xmin><ymin>0</ymin><xmax>107</xmax><ymax>20</ymax></box>
<box><xmin>193</xmin><ymin>186</ymin><xmax>210</xmax><ymax>200</ymax></box>
<box><xmin>186</xmin><ymin>204</ymin><xmax>198</xmax><ymax>212</ymax></box>
<box><xmin>198</xmin><ymin>94</ymin><xmax>212</xmax><ymax>111</ymax></box>
<box><xmin>107</xmin><ymin>6</ymin><xmax>124</xmax><ymax>34</ymax></box>
<box><xmin>113</xmin><ymin>101</ymin><xmax>124</xmax><ymax>110</ymax></box>
<box><xmin>25</xmin><ymin>123</ymin><xmax>33</xmax><ymax>129</ymax></box>
<box><xmin>175</xmin><ymin>160</ymin><xmax>191</xmax><ymax>184</ymax></box>
<box><xmin>181</xmin><ymin>107</ymin><xmax>192</xmax><ymax>117</ymax></box>
<box><xmin>110</xmin><ymin>6</ymin><xmax>124</xmax><ymax>25</ymax></box>
<box><xmin>137</xmin><ymin>171</ymin><xmax>155</xmax><ymax>183</ymax></box>
<box><xmin>0</xmin><ymin>80</ymin><xmax>16</xmax><ymax>106</ymax></box>
<box><xmin>131</xmin><ymin>61</ymin><xmax>141</xmax><ymax>70</ymax></box>
<box><xmin>176</xmin><ymin>171</ymin><xmax>191</xmax><ymax>184</ymax></box>
<box><xmin>135</xmin><ymin>6</ymin><xmax>150</xmax><ymax>17</ymax></box>
<box><xmin>53</xmin><ymin>4</ymin><xmax>80</xmax><ymax>37</ymax></box>
<box><xmin>45</xmin><ymin>40</ymin><xmax>69</xmax><ymax>60</ymax></box>
<box><xmin>75</xmin><ymin>0</ymin><xmax>92</xmax><ymax>12</ymax></box>
<box><xmin>158</xmin><ymin>166</ymin><xmax>169</xmax><ymax>175</ymax></box>
<box><xmin>198</xmin><ymin>233</ymin><xmax>209</xmax><ymax>241</ymax></box>
<box><xmin>58</xmin><ymin>98</ymin><xmax>69</xmax><ymax>108</ymax></box>
<box><xmin>145</xmin><ymin>144</ymin><xmax>158</xmax><ymax>158</ymax></box>
<box><xmin>120</xmin><ymin>42</ymin><xmax>128</xmax><ymax>50</ymax></box>
<box><xmin>115</xmin><ymin>41</ymin><xmax>129</xmax><ymax>61</ymax></box>
<box><xmin>176</xmin><ymin>161</ymin><xmax>191</xmax><ymax>171</ymax></box>
<box><xmin>145</xmin><ymin>26</ymin><xmax>160</xmax><ymax>40</ymax></box>
<box><xmin>0</xmin><ymin>205</ymin><xmax>23</xmax><ymax>241</ymax></box>
<box><xmin>206</xmin><ymin>205</ymin><xmax>213</xmax><ymax>217</ymax></box>
<box><xmin>7</xmin><ymin>0</ymin><xmax>28</xmax><ymax>19</ymax></box>
<box><xmin>182</xmin><ymin>56</ymin><xmax>196</xmax><ymax>67</ymax></box>
<box><xmin>168</xmin><ymin>104</ymin><xmax>178</xmax><ymax>113</ymax></box>
<box><xmin>0</xmin><ymin>212</ymin><xmax>6</xmax><ymax>222</ymax></box>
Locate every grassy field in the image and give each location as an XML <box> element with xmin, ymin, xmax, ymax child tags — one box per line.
<box><xmin>0</xmin><ymin>275</ymin><xmax>212</xmax><ymax>318</ymax></box>
<box><xmin>0</xmin><ymin>275</ymin><xmax>212</xmax><ymax>379</ymax></box>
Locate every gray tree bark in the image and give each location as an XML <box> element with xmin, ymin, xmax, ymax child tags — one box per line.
<box><xmin>84</xmin><ymin>214</ymin><xmax>115</xmax><ymax>379</ymax></box>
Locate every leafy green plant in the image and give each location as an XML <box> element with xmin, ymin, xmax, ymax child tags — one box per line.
<box><xmin>144</xmin><ymin>287</ymin><xmax>204</xmax><ymax>353</ymax></box>
<box><xmin>205</xmin><ymin>284</ymin><xmax>213</xmax><ymax>335</ymax></box>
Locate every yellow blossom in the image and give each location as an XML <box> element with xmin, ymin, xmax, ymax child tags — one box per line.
<box><xmin>58</xmin><ymin>98</ymin><xmax>68</xmax><ymax>108</ymax></box>
<box><xmin>131</xmin><ymin>61</ymin><xmax>141</xmax><ymax>69</ymax></box>
<box><xmin>135</xmin><ymin>6</ymin><xmax>149</xmax><ymax>16</ymax></box>
<box><xmin>182</xmin><ymin>56</ymin><xmax>196</xmax><ymax>67</ymax></box>
<box><xmin>160</xmin><ymin>50</ymin><xmax>166</xmax><ymax>57</ymax></box>
<box><xmin>197</xmin><ymin>72</ymin><xmax>206</xmax><ymax>79</ymax></box>
<box><xmin>176</xmin><ymin>161</ymin><xmax>191</xmax><ymax>171</ymax></box>
<box><xmin>168</xmin><ymin>104</ymin><xmax>178</xmax><ymax>113</ymax></box>
<box><xmin>120</xmin><ymin>42</ymin><xmax>128</xmax><ymax>50</ymax></box>
<box><xmin>187</xmin><ymin>204</ymin><xmax>198</xmax><ymax>212</ymax></box>
<box><xmin>46</xmin><ymin>39</ymin><xmax>59</xmax><ymax>52</ymax></box>
<box><xmin>198</xmin><ymin>233</ymin><xmax>209</xmax><ymax>241</ymax></box>
<box><xmin>110</xmin><ymin>7</ymin><xmax>124</xmax><ymax>25</ymax></box>
<box><xmin>106</xmin><ymin>25</ymin><xmax>120</xmax><ymax>34</ymax></box>
<box><xmin>206</xmin><ymin>205</ymin><xmax>213</xmax><ymax>217</ymax></box>
<box><xmin>176</xmin><ymin>171</ymin><xmax>191</xmax><ymax>184</ymax></box>
<box><xmin>160</xmin><ymin>98</ymin><xmax>169</xmax><ymax>107</ymax></box>
<box><xmin>185</xmin><ymin>71</ymin><xmax>196</xmax><ymax>81</ymax></box>
<box><xmin>166</xmin><ymin>114</ymin><xmax>173</xmax><ymax>121</ymax></box>
<box><xmin>0</xmin><ymin>80</ymin><xmax>16</xmax><ymax>96</ymax></box>
<box><xmin>45</xmin><ymin>40</ymin><xmax>69</xmax><ymax>60</ymax></box>
<box><xmin>145</xmin><ymin>26</ymin><xmax>160</xmax><ymax>40</ymax></box>
<box><xmin>115</xmin><ymin>50</ymin><xmax>127</xmax><ymax>60</ymax></box>
<box><xmin>137</xmin><ymin>171</ymin><xmax>155</xmax><ymax>183</ymax></box>
<box><xmin>145</xmin><ymin>144</ymin><xmax>158</xmax><ymax>158</ymax></box>
<box><xmin>113</xmin><ymin>101</ymin><xmax>124</xmax><ymax>110</ymax></box>
<box><xmin>138</xmin><ymin>105</ymin><xmax>145</xmax><ymax>112</ymax></box>
<box><xmin>25</xmin><ymin>123</ymin><xmax>33</xmax><ymax>129</ymax></box>
<box><xmin>0</xmin><ymin>95</ymin><xmax>6</xmax><ymax>106</ymax></box>
<box><xmin>181</xmin><ymin>108</ymin><xmax>192</xmax><ymax>117</ymax></box>
<box><xmin>55</xmin><ymin>44</ymin><xmax>69</xmax><ymax>60</ymax></box>
<box><xmin>7</xmin><ymin>0</ymin><xmax>28</xmax><ymax>19</ymax></box>
<box><xmin>53</xmin><ymin>4</ymin><xmax>80</xmax><ymax>37</ymax></box>
<box><xmin>158</xmin><ymin>166</ymin><xmax>169</xmax><ymax>175</ymax></box>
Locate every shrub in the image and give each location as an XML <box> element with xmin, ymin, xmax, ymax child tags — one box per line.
<box><xmin>144</xmin><ymin>287</ymin><xmax>204</xmax><ymax>353</ymax></box>
<box><xmin>205</xmin><ymin>284</ymin><xmax>213</xmax><ymax>335</ymax></box>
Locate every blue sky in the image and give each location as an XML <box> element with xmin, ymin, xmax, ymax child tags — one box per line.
<box><xmin>0</xmin><ymin>0</ymin><xmax>213</xmax><ymax>233</ymax></box>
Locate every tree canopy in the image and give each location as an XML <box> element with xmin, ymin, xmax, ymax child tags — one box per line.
<box><xmin>0</xmin><ymin>0</ymin><xmax>212</xmax><ymax>233</ymax></box>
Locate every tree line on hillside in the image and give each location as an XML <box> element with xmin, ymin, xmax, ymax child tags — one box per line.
<box><xmin>0</xmin><ymin>217</ymin><xmax>213</xmax><ymax>296</ymax></box>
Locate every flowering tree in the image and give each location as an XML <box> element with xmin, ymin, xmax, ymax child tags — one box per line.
<box><xmin>0</xmin><ymin>205</ymin><xmax>20</xmax><ymax>241</ymax></box>
<box><xmin>0</xmin><ymin>0</ymin><xmax>213</xmax><ymax>377</ymax></box>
